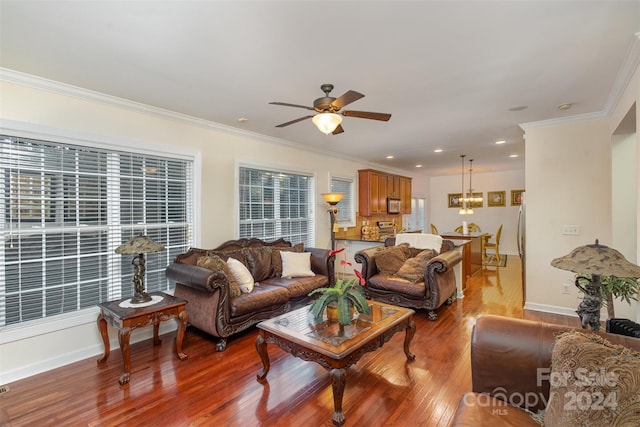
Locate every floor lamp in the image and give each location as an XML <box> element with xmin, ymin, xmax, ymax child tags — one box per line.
<box><xmin>321</xmin><ymin>192</ymin><xmax>344</xmax><ymax>251</ymax></box>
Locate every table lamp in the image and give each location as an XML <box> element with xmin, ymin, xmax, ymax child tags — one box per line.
<box><xmin>115</xmin><ymin>235</ymin><xmax>165</xmax><ymax>303</ymax></box>
<box><xmin>551</xmin><ymin>239</ymin><xmax>640</xmax><ymax>330</ymax></box>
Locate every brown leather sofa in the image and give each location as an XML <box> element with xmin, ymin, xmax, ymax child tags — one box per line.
<box><xmin>165</xmin><ymin>238</ymin><xmax>335</xmax><ymax>351</ymax></box>
<box><xmin>354</xmin><ymin>238</ymin><xmax>461</xmax><ymax>320</ymax></box>
<box><xmin>451</xmin><ymin>315</ymin><xmax>640</xmax><ymax>426</ymax></box>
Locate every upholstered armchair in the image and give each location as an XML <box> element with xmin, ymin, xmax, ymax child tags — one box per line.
<box><xmin>354</xmin><ymin>235</ymin><xmax>462</xmax><ymax>320</ymax></box>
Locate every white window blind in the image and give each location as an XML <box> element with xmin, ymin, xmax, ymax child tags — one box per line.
<box><xmin>0</xmin><ymin>135</ymin><xmax>194</xmax><ymax>327</ymax></box>
<box><xmin>239</xmin><ymin>166</ymin><xmax>314</xmax><ymax>248</ymax></box>
<box><xmin>330</xmin><ymin>176</ymin><xmax>354</xmax><ymax>224</ymax></box>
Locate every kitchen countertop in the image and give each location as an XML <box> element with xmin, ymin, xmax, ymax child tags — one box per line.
<box><xmin>336</xmin><ymin>235</ymin><xmax>389</xmax><ymax>243</ymax></box>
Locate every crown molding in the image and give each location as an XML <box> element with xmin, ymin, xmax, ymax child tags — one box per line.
<box><xmin>519</xmin><ymin>110</ymin><xmax>608</xmax><ymax>131</ymax></box>
<box><xmin>603</xmin><ymin>32</ymin><xmax>640</xmax><ymax>116</ymax></box>
<box><xmin>0</xmin><ymin>68</ymin><xmax>417</xmax><ymax>177</ymax></box>
<box><xmin>519</xmin><ymin>33</ymin><xmax>640</xmax><ymax>132</ymax></box>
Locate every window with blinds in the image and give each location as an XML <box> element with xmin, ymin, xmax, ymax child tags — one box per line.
<box><xmin>239</xmin><ymin>166</ymin><xmax>314</xmax><ymax>247</ymax></box>
<box><xmin>0</xmin><ymin>135</ymin><xmax>194</xmax><ymax>327</ymax></box>
<box><xmin>330</xmin><ymin>176</ymin><xmax>355</xmax><ymax>224</ymax></box>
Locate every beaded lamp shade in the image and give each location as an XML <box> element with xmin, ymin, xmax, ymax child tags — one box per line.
<box><xmin>551</xmin><ymin>239</ymin><xmax>640</xmax><ymax>278</ymax></box>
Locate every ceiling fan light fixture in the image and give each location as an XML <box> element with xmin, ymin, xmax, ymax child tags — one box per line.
<box><xmin>312</xmin><ymin>113</ymin><xmax>342</xmax><ymax>134</ymax></box>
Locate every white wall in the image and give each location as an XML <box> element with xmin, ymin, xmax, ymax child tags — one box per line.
<box><xmin>429</xmin><ymin>169</ymin><xmax>525</xmax><ymax>256</ymax></box>
<box><xmin>523</xmin><ymin>118</ymin><xmax>616</xmax><ymax>316</ymax></box>
<box><xmin>0</xmin><ymin>77</ymin><xmax>430</xmax><ymax>383</ymax></box>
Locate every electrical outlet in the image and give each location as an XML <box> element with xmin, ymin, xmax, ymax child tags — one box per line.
<box><xmin>562</xmin><ymin>225</ymin><xmax>580</xmax><ymax>235</ymax></box>
<box><xmin>562</xmin><ymin>283</ymin><xmax>571</xmax><ymax>295</ymax></box>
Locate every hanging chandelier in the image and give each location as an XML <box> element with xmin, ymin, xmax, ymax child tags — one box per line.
<box><xmin>459</xmin><ymin>156</ymin><xmax>482</xmax><ymax>215</ymax></box>
<box><xmin>458</xmin><ymin>155</ymin><xmax>469</xmax><ymax>215</ymax></box>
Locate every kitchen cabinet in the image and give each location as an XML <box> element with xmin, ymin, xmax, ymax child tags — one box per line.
<box><xmin>358</xmin><ymin>169</ymin><xmax>412</xmax><ymax>216</ymax></box>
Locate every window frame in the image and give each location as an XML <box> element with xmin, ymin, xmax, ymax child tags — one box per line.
<box><xmin>329</xmin><ymin>173</ymin><xmax>356</xmax><ymax>228</ymax></box>
<box><xmin>0</xmin><ymin>119</ymin><xmax>200</xmax><ymax>342</ymax></box>
<box><xmin>237</xmin><ymin>162</ymin><xmax>316</xmax><ymax>247</ymax></box>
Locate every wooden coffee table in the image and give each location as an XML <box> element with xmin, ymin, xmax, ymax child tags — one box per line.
<box><xmin>255</xmin><ymin>300</ymin><xmax>415</xmax><ymax>426</ymax></box>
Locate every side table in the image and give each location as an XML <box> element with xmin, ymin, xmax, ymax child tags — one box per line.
<box><xmin>96</xmin><ymin>291</ymin><xmax>188</xmax><ymax>385</ymax></box>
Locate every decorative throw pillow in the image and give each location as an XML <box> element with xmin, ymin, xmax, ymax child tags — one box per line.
<box><xmin>271</xmin><ymin>243</ymin><xmax>304</xmax><ymax>277</ymax></box>
<box><xmin>208</xmin><ymin>249</ymin><xmax>246</xmax><ymax>265</ymax></box>
<box><xmin>226</xmin><ymin>257</ymin><xmax>255</xmax><ymax>293</ymax></box>
<box><xmin>374</xmin><ymin>245</ymin><xmax>408</xmax><ymax>275</ymax></box>
<box><xmin>545</xmin><ymin>331</ymin><xmax>640</xmax><ymax>427</ymax></box>
<box><xmin>280</xmin><ymin>251</ymin><xmax>315</xmax><ymax>278</ymax></box>
<box><xmin>242</xmin><ymin>246</ymin><xmax>273</xmax><ymax>282</ymax></box>
<box><xmin>196</xmin><ymin>255</ymin><xmax>242</xmax><ymax>297</ymax></box>
<box><xmin>394</xmin><ymin>249</ymin><xmax>437</xmax><ymax>283</ymax></box>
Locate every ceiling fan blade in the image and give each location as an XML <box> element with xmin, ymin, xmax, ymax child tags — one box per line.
<box><xmin>331</xmin><ymin>90</ymin><xmax>365</xmax><ymax>110</ymax></box>
<box><xmin>342</xmin><ymin>110</ymin><xmax>392</xmax><ymax>121</ymax></box>
<box><xmin>332</xmin><ymin>124</ymin><xmax>344</xmax><ymax>135</ymax></box>
<box><xmin>275</xmin><ymin>115</ymin><xmax>314</xmax><ymax>127</ymax></box>
<box><xmin>269</xmin><ymin>102</ymin><xmax>315</xmax><ymax>111</ymax></box>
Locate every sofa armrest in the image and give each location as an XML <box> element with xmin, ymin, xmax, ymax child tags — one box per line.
<box><xmin>305</xmin><ymin>247</ymin><xmax>336</xmax><ymax>285</ymax></box>
<box><xmin>471</xmin><ymin>316</ymin><xmax>572</xmax><ymax>411</ymax></box>
<box><xmin>166</xmin><ymin>262</ymin><xmax>229</xmax><ymax>293</ymax></box>
<box><xmin>354</xmin><ymin>246</ymin><xmax>381</xmax><ymax>282</ymax></box>
<box><xmin>426</xmin><ymin>249</ymin><xmax>461</xmax><ymax>277</ymax></box>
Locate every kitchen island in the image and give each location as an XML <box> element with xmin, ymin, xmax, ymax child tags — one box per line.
<box><xmin>439</xmin><ymin>231</ymin><xmax>489</xmax><ymax>276</ymax></box>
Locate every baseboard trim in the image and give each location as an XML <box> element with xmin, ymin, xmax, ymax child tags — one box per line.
<box><xmin>1</xmin><ymin>322</ymin><xmax>178</xmax><ymax>384</ymax></box>
<box><xmin>524</xmin><ymin>302</ymin><xmax>578</xmax><ymax>318</ymax></box>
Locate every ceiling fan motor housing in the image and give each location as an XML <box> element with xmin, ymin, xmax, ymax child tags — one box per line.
<box><xmin>314</xmin><ymin>96</ymin><xmax>337</xmax><ymax>112</ymax></box>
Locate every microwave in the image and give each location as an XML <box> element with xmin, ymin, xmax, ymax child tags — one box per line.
<box><xmin>387</xmin><ymin>197</ymin><xmax>401</xmax><ymax>214</ymax></box>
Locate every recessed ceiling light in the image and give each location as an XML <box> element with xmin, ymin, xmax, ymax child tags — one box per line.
<box><xmin>434</xmin><ymin>149</ymin><xmax>443</xmax><ymax>153</ymax></box>
<box><xmin>495</xmin><ymin>140</ymin><xmax>506</xmax><ymax>145</ymax></box>
<box><xmin>557</xmin><ymin>103</ymin><xmax>572</xmax><ymax>110</ymax></box>
<box><xmin>415</xmin><ymin>164</ymin><xmax>423</xmax><ymax>168</ymax></box>
<box><xmin>237</xmin><ymin>117</ymin><xmax>249</xmax><ymax>123</ymax></box>
<box><xmin>509</xmin><ymin>154</ymin><xmax>519</xmax><ymax>158</ymax></box>
<box><xmin>508</xmin><ymin>105</ymin><xmax>528</xmax><ymax>111</ymax></box>
<box><xmin>386</xmin><ymin>155</ymin><xmax>394</xmax><ymax>159</ymax></box>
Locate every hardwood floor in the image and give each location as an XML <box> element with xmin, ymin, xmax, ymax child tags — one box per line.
<box><xmin>1</xmin><ymin>256</ymin><xmax>582</xmax><ymax>426</ymax></box>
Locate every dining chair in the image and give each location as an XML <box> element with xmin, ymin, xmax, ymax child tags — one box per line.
<box><xmin>468</xmin><ymin>223</ymin><xmax>481</xmax><ymax>232</ymax></box>
<box><xmin>483</xmin><ymin>224</ymin><xmax>503</xmax><ymax>263</ymax></box>
<box><xmin>454</xmin><ymin>223</ymin><xmax>481</xmax><ymax>233</ymax></box>
<box><xmin>430</xmin><ymin>224</ymin><xmax>439</xmax><ymax>234</ymax></box>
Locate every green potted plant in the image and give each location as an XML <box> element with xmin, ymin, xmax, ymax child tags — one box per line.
<box><xmin>575</xmin><ymin>274</ymin><xmax>639</xmax><ymax>319</ymax></box>
<box><xmin>309</xmin><ymin>248</ymin><xmax>370</xmax><ymax>326</ymax></box>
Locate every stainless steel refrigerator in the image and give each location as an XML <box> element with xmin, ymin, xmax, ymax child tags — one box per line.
<box><xmin>517</xmin><ymin>192</ymin><xmax>526</xmax><ymax>303</ymax></box>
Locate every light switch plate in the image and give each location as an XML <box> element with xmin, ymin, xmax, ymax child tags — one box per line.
<box><xmin>562</xmin><ymin>225</ymin><xmax>580</xmax><ymax>235</ymax></box>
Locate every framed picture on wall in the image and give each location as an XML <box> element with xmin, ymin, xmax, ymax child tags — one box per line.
<box><xmin>511</xmin><ymin>189</ymin><xmax>524</xmax><ymax>206</ymax></box>
<box><xmin>487</xmin><ymin>191</ymin><xmax>506</xmax><ymax>207</ymax></box>
<box><xmin>468</xmin><ymin>192</ymin><xmax>483</xmax><ymax>208</ymax></box>
<box><xmin>448</xmin><ymin>193</ymin><xmax>462</xmax><ymax>208</ymax></box>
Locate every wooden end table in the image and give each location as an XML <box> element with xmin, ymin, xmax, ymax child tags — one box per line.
<box><xmin>96</xmin><ymin>291</ymin><xmax>188</xmax><ymax>385</ymax></box>
<box><xmin>255</xmin><ymin>300</ymin><xmax>415</xmax><ymax>426</ymax></box>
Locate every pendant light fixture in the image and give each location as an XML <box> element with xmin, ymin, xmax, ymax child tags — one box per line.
<box><xmin>459</xmin><ymin>156</ymin><xmax>482</xmax><ymax>215</ymax></box>
<box><xmin>458</xmin><ymin>155</ymin><xmax>468</xmax><ymax>215</ymax></box>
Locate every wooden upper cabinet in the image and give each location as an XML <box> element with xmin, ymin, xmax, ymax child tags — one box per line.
<box><xmin>358</xmin><ymin>169</ymin><xmax>412</xmax><ymax>216</ymax></box>
<box><xmin>400</xmin><ymin>177</ymin><xmax>412</xmax><ymax>214</ymax></box>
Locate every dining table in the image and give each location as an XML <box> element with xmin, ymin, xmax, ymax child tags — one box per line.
<box><xmin>440</xmin><ymin>231</ymin><xmax>490</xmax><ymax>276</ymax></box>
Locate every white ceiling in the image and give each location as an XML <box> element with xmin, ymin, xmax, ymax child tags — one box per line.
<box><xmin>1</xmin><ymin>1</ymin><xmax>639</xmax><ymax>176</ymax></box>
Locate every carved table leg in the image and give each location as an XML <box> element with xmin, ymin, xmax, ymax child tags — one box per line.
<box><xmin>118</xmin><ymin>327</ymin><xmax>132</xmax><ymax>385</ymax></box>
<box><xmin>330</xmin><ymin>368</ymin><xmax>347</xmax><ymax>426</ymax></box>
<box><xmin>96</xmin><ymin>312</ymin><xmax>110</xmax><ymax>365</ymax></box>
<box><xmin>153</xmin><ymin>315</ymin><xmax>161</xmax><ymax>346</ymax></box>
<box><xmin>255</xmin><ymin>333</ymin><xmax>270</xmax><ymax>382</ymax></box>
<box><xmin>176</xmin><ymin>310</ymin><xmax>188</xmax><ymax>360</ymax></box>
<box><xmin>404</xmin><ymin>319</ymin><xmax>416</xmax><ymax>361</ymax></box>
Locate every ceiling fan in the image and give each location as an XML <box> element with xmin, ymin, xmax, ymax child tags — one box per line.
<box><xmin>270</xmin><ymin>84</ymin><xmax>392</xmax><ymax>135</ymax></box>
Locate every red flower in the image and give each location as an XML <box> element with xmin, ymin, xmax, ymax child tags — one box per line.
<box><xmin>329</xmin><ymin>247</ymin><xmax>345</xmax><ymax>257</ymax></box>
<box><xmin>340</xmin><ymin>259</ymin><xmax>352</xmax><ymax>267</ymax></box>
<box><xmin>354</xmin><ymin>269</ymin><xmax>366</xmax><ymax>286</ymax></box>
